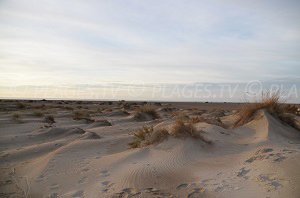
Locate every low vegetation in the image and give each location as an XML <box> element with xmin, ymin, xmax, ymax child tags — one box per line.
<box><xmin>16</xmin><ymin>102</ymin><xmax>26</xmax><ymax>109</ymax></box>
<box><xmin>189</xmin><ymin>116</ymin><xmax>225</xmax><ymax>128</ymax></box>
<box><xmin>129</xmin><ymin>120</ymin><xmax>211</xmax><ymax>148</ymax></box>
<box><xmin>32</xmin><ymin>110</ymin><xmax>44</xmax><ymax>117</ymax></box>
<box><xmin>234</xmin><ymin>91</ymin><xmax>299</xmax><ymax>130</ymax></box>
<box><xmin>73</xmin><ymin>110</ymin><xmax>94</xmax><ymax>123</ymax></box>
<box><xmin>12</xmin><ymin>112</ymin><xmax>21</xmax><ymax>122</ymax></box>
<box><xmin>44</xmin><ymin>115</ymin><xmax>55</xmax><ymax>124</ymax></box>
<box><xmin>133</xmin><ymin>105</ymin><xmax>160</xmax><ymax>121</ymax></box>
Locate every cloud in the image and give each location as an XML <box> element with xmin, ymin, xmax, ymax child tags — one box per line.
<box><xmin>0</xmin><ymin>0</ymin><xmax>299</xmax><ymax>100</ymax></box>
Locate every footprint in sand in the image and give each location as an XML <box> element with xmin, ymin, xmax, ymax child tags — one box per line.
<box><xmin>35</xmin><ymin>174</ymin><xmax>45</xmax><ymax>182</ymax></box>
<box><xmin>81</xmin><ymin>168</ymin><xmax>89</xmax><ymax>172</ymax></box>
<box><xmin>50</xmin><ymin>183</ymin><xmax>59</xmax><ymax>190</ymax></box>
<box><xmin>273</xmin><ymin>153</ymin><xmax>287</xmax><ymax>162</ymax></box>
<box><xmin>78</xmin><ymin>176</ymin><xmax>87</xmax><ymax>184</ymax></box>
<box><xmin>49</xmin><ymin>192</ymin><xmax>58</xmax><ymax>198</ymax></box>
<box><xmin>144</xmin><ymin>187</ymin><xmax>159</xmax><ymax>193</ymax></box>
<box><xmin>246</xmin><ymin>148</ymin><xmax>294</xmax><ymax>164</ymax></box>
<box><xmin>188</xmin><ymin>187</ymin><xmax>205</xmax><ymax>198</ymax></box>
<box><xmin>237</xmin><ymin>167</ymin><xmax>250</xmax><ymax>178</ymax></box>
<box><xmin>100</xmin><ymin>170</ymin><xmax>110</xmax><ymax>177</ymax></box>
<box><xmin>176</xmin><ymin>183</ymin><xmax>188</xmax><ymax>190</ymax></box>
<box><xmin>257</xmin><ymin>174</ymin><xmax>283</xmax><ymax>191</ymax></box>
<box><xmin>141</xmin><ymin>188</ymin><xmax>174</xmax><ymax>196</ymax></box>
<box><xmin>72</xmin><ymin>190</ymin><xmax>84</xmax><ymax>198</ymax></box>
<box><xmin>101</xmin><ymin>180</ymin><xmax>110</xmax><ymax>186</ymax></box>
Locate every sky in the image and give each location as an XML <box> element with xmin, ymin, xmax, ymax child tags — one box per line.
<box><xmin>0</xmin><ymin>0</ymin><xmax>299</xmax><ymax>101</ymax></box>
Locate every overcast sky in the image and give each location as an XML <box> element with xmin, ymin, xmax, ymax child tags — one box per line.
<box><xmin>0</xmin><ymin>0</ymin><xmax>299</xmax><ymax>100</ymax></box>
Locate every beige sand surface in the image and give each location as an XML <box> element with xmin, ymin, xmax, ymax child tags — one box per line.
<box><xmin>0</xmin><ymin>100</ymin><xmax>299</xmax><ymax>198</ymax></box>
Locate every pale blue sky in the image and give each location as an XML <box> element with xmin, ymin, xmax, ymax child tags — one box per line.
<box><xmin>0</xmin><ymin>0</ymin><xmax>299</xmax><ymax>100</ymax></box>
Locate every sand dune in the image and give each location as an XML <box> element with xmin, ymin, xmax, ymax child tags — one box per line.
<box><xmin>0</xmin><ymin>101</ymin><xmax>299</xmax><ymax>197</ymax></box>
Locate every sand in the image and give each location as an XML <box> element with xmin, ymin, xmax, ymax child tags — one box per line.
<box><xmin>0</xmin><ymin>100</ymin><xmax>299</xmax><ymax>198</ymax></box>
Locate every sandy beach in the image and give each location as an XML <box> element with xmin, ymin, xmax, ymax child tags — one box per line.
<box><xmin>0</xmin><ymin>100</ymin><xmax>299</xmax><ymax>198</ymax></box>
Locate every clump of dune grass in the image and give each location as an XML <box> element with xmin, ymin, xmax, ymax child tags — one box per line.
<box><xmin>32</xmin><ymin>110</ymin><xmax>44</xmax><ymax>117</ymax></box>
<box><xmin>284</xmin><ymin>104</ymin><xmax>299</xmax><ymax>114</ymax></box>
<box><xmin>171</xmin><ymin>120</ymin><xmax>198</xmax><ymax>138</ymax></box>
<box><xmin>64</xmin><ymin>106</ymin><xmax>74</xmax><ymax>111</ymax></box>
<box><xmin>44</xmin><ymin>115</ymin><xmax>55</xmax><ymax>124</ymax></box>
<box><xmin>128</xmin><ymin>119</ymin><xmax>211</xmax><ymax>148</ymax></box>
<box><xmin>277</xmin><ymin>113</ymin><xmax>299</xmax><ymax>130</ymax></box>
<box><xmin>171</xmin><ymin>120</ymin><xmax>212</xmax><ymax>144</ymax></box>
<box><xmin>128</xmin><ymin>126</ymin><xmax>169</xmax><ymax>148</ymax></box>
<box><xmin>73</xmin><ymin>110</ymin><xmax>94</xmax><ymax>123</ymax></box>
<box><xmin>173</xmin><ymin>112</ymin><xmax>190</xmax><ymax>121</ymax></box>
<box><xmin>234</xmin><ymin>91</ymin><xmax>299</xmax><ymax>130</ymax></box>
<box><xmin>12</xmin><ymin>112</ymin><xmax>21</xmax><ymax>122</ymax></box>
<box><xmin>133</xmin><ymin>105</ymin><xmax>160</xmax><ymax>121</ymax></box>
<box><xmin>16</xmin><ymin>102</ymin><xmax>26</xmax><ymax>109</ymax></box>
<box><xmin>189</xmin><ymin>116</ymin><xmax>225</xmax><ymax>128</ymax></box>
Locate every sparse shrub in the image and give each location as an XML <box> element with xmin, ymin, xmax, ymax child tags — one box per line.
<box><xmin>160</xmin><ymin>107</ymin><xmax>177</xmax><ymax>112</ymax></box>
<box><xmin>128</xmin><ymin>126</ymin><xmax>169</xmax><ymax>148</ymax></box>
<box><xmin>44</xmin><ymin>115</ymin><xmax>55</xmax><ymax>124</ymax></box>
<box><xmin>73</xmin><ymin>110</ymin><xmax>94</xmax><ymax>123</ymax></box>
<box><xmin>189</xmin><ymin>116</ymin><xmax>225</xmax><ymax>128</ymax></box>
<box><xmin>283</xmin><ymin>104</ymin><xmax>298</xmax><ymax>114</ymax></box>
<box><xmin>174</xmin><ymin>112</ymin><xmax>189</xmax><ymax>121</ymax></box>
<box><xmin>73</xmin><ymin>110</ymin><xmax>90</xmax><ymax>120</ymax></box>
<box><xmin>32</xmin><ymin>110</ymin><xmax>44</xmax><ymax>117</ymax></box>
<box><xmin>64</xmin><ymin>106</ymin><xmax>74</xmax><ymax>111</ymax></box>
<box><xmin>133</xmin><ymin>105</ymin><xmax>160</xmax><ymax>121</ymax></box>
<box><xmin>16</xmin><ymin>102</ymin><xmax>26</xmax><ymax>109</ymax></box>
<box><xmin>128</xmin><ymin>120</ymin><xmax>211</xmax><ymax>148</ymax></box>
<box><xmin>97</xmin><ymin>119</ymin><xmax>112</xmax><ymax>126</ymax></box>
<box><xmin>12</xmin><ymin>113</ymin><xmax>21</xmax><ymax>122</ymax></box>
<box><xmin>171</xmin><ymin>120</ymin><xmax>196</xmax><ymax>137</ymax></box>
<box><xmin>122</xmin><ymin>103</ymin><xmax>131</xmax><ymax>109</ymax></box>
<box><xmin>278</xmin><ymin>113</ymin><xmax>300</xmax><ymax>130</ymax></box>
<box><xmin>234</xmin><ymin>91</ymin><xmax>299</xmax><ymax>129</ymax></box>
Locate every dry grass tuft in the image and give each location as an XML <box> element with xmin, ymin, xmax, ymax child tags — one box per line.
<box><xmin>189</xmin><ymin>116</ymin><xmax>225</xmax><ymax>128</ymax></box>
<box><xmin>128</xmin><ymin>119</ymin><xmax>211</xmax><ymax>148</ymax></box>
<box><xmin>44</xmin><ymin>115</ymin><xmax>55</xmax><ymax>124</ymax></box>
<box><xmin>171</xmin><ymin>120</ymin><xmax>198</xmax><ymax>138</ymax></box>
<box><xmin>278</xmin><ymin>113</ymin><xmax>300</xmax><ymax>130</ymax></box>
<box><xmin>133</xmin><ymin>105</ymin><xmax>160</xmax><ymax>121</ymax></box>
<box><xmin>12</xmin><ymin>112</ymin><xmax>21</xmax><ymax>122</ymax></box>
<box><xmin>172</xmin><ymin>120</ymin><xmax>212</xmax><ymax>144</ymax></box>
<box><xmin>32</xmin><ymin>110</ymin><xmax>44</xmax><ymax>117</ymax></box>
<box><xmin>283</xmin><ymin>104</ymin><xmax>299</xmax><ymax>114</ymax></box>
<box><xmin>128</xmin><ymin>126</ymin><xmax>169</xmax><ymax>148</ymax></box>
<box><xmin>234</xmin><ymin>91</ymin><xmax>299</xmax><ymax>129</ymax></box>
<box><xmin>73</xmin><ymin>110</ymin><xmax>95</xmax><ymax>123</ymax></box>
<box><xmin>16</xmin><ymin>102</ymin><xmax>26</xmax><ymax>109</ymax></box>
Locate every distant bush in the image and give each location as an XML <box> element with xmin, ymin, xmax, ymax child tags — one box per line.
<box><xmin>128</xmin><ymin>126</ymin><xmax>169</xmax><ymax>148</ymax></box>
<box><xmin>44</xmin><ymin>115</ymin><xmax>55</xmax><ymax>124</ymax></box>
<box><xmin>16</xmin><ymin>102</ymin><xmax>26</xmax><ymax>109</ymax></box>
<box><xmin>73</xmin><ymin>110</ymin><xmax>90</xmax><ymax>120</ymax></box>
<box><xmin>32</xmin><ymin>110</ymin><xmax>44</xmax><ymax>117</ymax></box>
<box><xmin>73</xmin><ymin>110</ymin><xmax>94</xmax><ymax>123</ymax></box>
<box><xmin>128</xmin><ymin>119</ymin><xmax>211</xmax><ymax>148</ymax></box>
<box><xmin>12</xmin><ymin>112</ymin><xmax>21</xmax><ymax>122</ymax></box>
<box><xmin>189</xmin><ymin>116</ymin><xmax>225</xmax><ymax>128</ymax></box>
<box><xmin>234</xmin><ymin>91</ymin><xmax>300</xmax><ymax>130</ymax></box>
<box><xmin>133</xmin><ymin>105</ymin><xmax>160</xmax><ymax>121</ymax></box>
<box><xmin>64</xmin><ymin>106</ymin><xmax>74</xmax><ymax>111</ymax></box>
